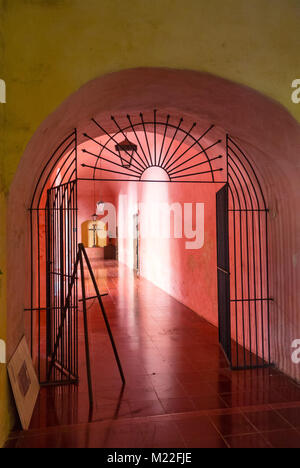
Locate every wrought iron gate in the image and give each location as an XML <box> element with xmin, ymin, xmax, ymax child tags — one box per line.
<box><xmin>216</xmin><ymin>184</ymin><xmax>231</xmax><ymax>364</ymax></box>
<box><xmin>29</xmin><ymin>129</ymin><xmax>78</xmax><ymax>384</ymax></box>
<box><xmin>223</xmin><ymin>136</ymin><xmax>271</xmax><ymax>369</ymax></box>
<box><xmin>45</xmin><ymin>181</ymin><xmax>78</xmax><ymax>384</ymax></box>
<box><xmin>28</xmin><ymin>112</ymin><xmax>271</xmax><ymax>386</ymax></box>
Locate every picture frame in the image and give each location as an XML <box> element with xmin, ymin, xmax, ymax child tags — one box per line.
<box><xmin>7</xmin><ymin>336</ymin><xmax>40</xmax><ymax>430</ymax></box>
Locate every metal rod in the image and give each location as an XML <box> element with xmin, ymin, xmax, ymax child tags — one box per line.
<box><xmin>157</xmin><ymin>114</ymin><xmax>170</xmax><ymax>167</ymax></box>
<box><xmin>171</xmin><ymin>168</ymin><xmax>223</xmax><ymax>180</ymax></box>
<box><xmin>166</xmin><ymin>140</ymin><xmax>221</xmax><ymax>173</ymax></box>
<box><xmin>126</xmin><ymin>114</ymin><xmax>150</xmax><ymax>169</ymax></box>
<box><xmin>160</xmin><ymin>117</ymin><xmax>183</xmax><ymax>168</ymax></box>
<box><xmin>111</xmin><ymin>116</ymin><xmax>147</xmax><ymax>171</ymax></box>
<box><xmin>47</xmin><ymin>250</ymin><xmax>81</xmax><ymax>380</ymax></box>
<box><xmin>92</xmin><ymin>117</ymin><xmax>144</xmax><ymax>171</ymax></box>
<box><xmin>79</xmin><ymin>294</ymin><xmax>108</xmax><ymax>302</ymax></box>
<box><xmin>163</xmin><ymin>122</ymin><xmax>196</xmax><ymax>170</ymax></box>
<box><xmin>139</xmin><ymin>113</ymin><xmax>153</xmax><ymax>166</ymax></box>
<box><xmin>169</xmin><ymin>154</ymin><xmax>223</xmax><ymax>177</ymax></box>
<box><xmin>82</xmin><ymin>140</ymin><xmax>144</xmax><ymax>175</ymax></box>
<box><xmin>82</xmin><ymin>163</ymin><xmax>140</xmax><ymax>179</ymax></box>
<box><xmin>79</xmin><ymin>243</ymin><xmax>126</xmax><ymax>385</ymax></box>
<box><xmin>81</xmin><ymin>150</ymin><xmax>143</xmax><ymax>176</ymax></box>
<box><xmin>79</xmin><ymin>249</ymin><xmax>94</xmax><ymax>407</ymax></box>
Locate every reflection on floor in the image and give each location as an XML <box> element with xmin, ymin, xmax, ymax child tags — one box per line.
<box><xmin>6</xmin><ymin>261</ymin><xmax>300</xmax><ymax>448</ymax></box>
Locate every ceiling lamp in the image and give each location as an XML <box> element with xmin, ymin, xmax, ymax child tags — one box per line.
<box><xmin>96</xmin><ymin>200</ymin><xmax>105</xmax><ymax>215</ymax></box>
<box><xmin>115</xmin><ymin>137</ymin><xmax>137</xmax><ymax>168</ymax></box>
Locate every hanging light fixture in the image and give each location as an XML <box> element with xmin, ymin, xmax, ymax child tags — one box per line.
<box><xmin>115</xmin><ymin>137</ymin><xmax>137</xmax><ymax>168</ymax></box>
<box><xmin>96</xmin><ymin>200</ymin><xmax>105</xmax><ymax>215</ymax></box>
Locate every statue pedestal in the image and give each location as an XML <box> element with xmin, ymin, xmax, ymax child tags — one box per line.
<box><xmin>104</xmin><ymin>244</ymin><xmax>117</xmax><ymax>260</ymax></box>
<box><xmin>85</xmin><ymin>247</ymin><xmax>105</xmax><ymax>261</ymax></box>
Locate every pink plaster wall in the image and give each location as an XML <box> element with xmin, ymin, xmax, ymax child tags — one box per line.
<box><xmin>114</xmin><ymin>179</ymin><xmax>221</xmax><ymax>327</ymax></box>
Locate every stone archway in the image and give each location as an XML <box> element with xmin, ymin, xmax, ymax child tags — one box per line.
<box><xmin>7</xmin><ymin>68</ymin><xmax>300</xmax><ymax>381</ymax></box>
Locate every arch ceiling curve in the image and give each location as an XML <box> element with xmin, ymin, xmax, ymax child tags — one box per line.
<box><xmin>10</xmin><ymin>67</ymin><xmax>300</xmax><ymax>208</ymax></box>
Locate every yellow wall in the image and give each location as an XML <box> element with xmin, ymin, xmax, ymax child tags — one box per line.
<box><xmin>0</xmin><ymin>0</ymin><xmax>299</xmax><ymax>445</ymax></box>
<box><xmin>0</xmin><ymin>192</ymin><xmax>13</xmax><ymax>448</ymax></box>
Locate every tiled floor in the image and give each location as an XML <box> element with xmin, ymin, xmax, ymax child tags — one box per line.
<box><xmin>6</xmin><ymin>260</ymin><xmax>300</xmax><ymax>448</ymax></box>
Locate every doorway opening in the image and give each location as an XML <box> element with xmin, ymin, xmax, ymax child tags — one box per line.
<box><xmin>28</xmin><ymin>111</ymin><xmax>271</xmax><ymax>386</ymax></box>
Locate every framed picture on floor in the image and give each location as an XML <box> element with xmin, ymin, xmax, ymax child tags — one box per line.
<box><xmin>7</xmin><ymin>336</ymin><xmax>40</xmax><ymax>430</ymax></box>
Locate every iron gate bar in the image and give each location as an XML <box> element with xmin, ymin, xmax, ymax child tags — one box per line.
<box><xmin>127</xmin><ymin>114</ymin><xmax>152</xmax><ymax>168</ymax></box>
<box><xmin>229</xmin><ymin>160</ymin><xmax>254</xmax><ymax>365</ymax></box>
<box><xmin>228</xmin><ymin>173</ymin><xmax>247</xmax><ymax>365</ymax></box>
<box><xmin>47</xmin><ymin>243</ymin><xmax>81</xmax><ymax>381</ymax></box>
<box><xmin>25</xmin><ymin>306</ymin><xmax>78</xmax><ymax>312</ymax></box>
<box><xmin>79</xmin><ymin>244</ymin><xmax>126</xmax><ymax>385</ymax></box>
<box><xmin>227</xmin><ymin>135</ymin><xmax>271</xmax><ymax>369</ymax></box>
<box><xmin>111</xmin><ymin>116</ymin><xmax>148</xmax><ymax>170</ymax></box>
<box><xmin>164</xmin><ymin>126</ymin><xmax>216</xmax><ymax>173</ymax></box>
<box><xmin>82</xmin><ymin>141</ymin><xmax>144</xmax><ymax>172</ymax></box>
<box><xmin>30</xmin><ymin>132</ymin><xmax>76</xmax><ymax>208</ymax></box>
<box><xmin>78</xmin><ymin>178</ymin><xmax>227</xmax><ymax>184</ymax></box>
<box><xmin>46</xmin><ymin>180</ymin><xmax>78</xmax><ymax>383</ymax></box>
<box><xmin>160</xmin><ymin>117</ymin><xmax>183</xmax><ymax>168</ymax></box>
<box><xmin>231</xmin><ymin>298</ymin><xmax>273</xmax><ymax>302</ymax></box>
<box><xmin>87</xmin><ymin>113</ymin><xmax>219</xmax><ymax>184</ymax></box>
<box><xmin>216</xmin><ymin>184</ymin><xmax>231</xmax><ymax>363</ymax></box>
<box><xmin>79</xmin><ymin>247</ymin><xmax>94</xmax><ymax>407</ymax></box>
<box><xmin>157</xmin><ymin>114</ymin><xmax>170</xmax><ymax>166</ymax></box>
<box><xmin>79</xmin><ymin>294</ymin><xmax>108</xmax><ymax>302</ymax></box>
<box><xmin>168</xmin><ymin>154</ymin><xmax>223</xmax><ymax>177</ymax></box>
<box><xmin>228</xmin><ymin>184</ymin><xmax>239</xmax><ymax>367</ymax></box>
<box><xmin>228</xmin><ymin>209</ymin><xmax>269</xmax><ymax>212</ymax></box>
<box><xmin>36</xmin><ymin>139</ymin><xmax>76</xmax><ymax>208</ymax></box>
<box><xmin>46</xmin><ymin>243</ymin><xmax>125</xmax><ymax>403</ymax></box>
<box><xmin>29</xmin><ymin>130</ymin><xmax>77</xmax><ymax>371</ymax></box>
<box><xmin>171</xmin><ymin>168</ymin><xmax>223</xmax><ymax>180</ymax></box>
<box><xmin>154</xmin><ymin>109</ymin><xmax>157</xmax><ymax>165</ymax></box>
<box><xmin>83</xmin><ymin>135</ymin><xmax>145</xmax><ymax>173</ymax></box>
<box><xmin>30</xmin><ymin>208</ymin><xmax>78</xmax><ymax>211</ymax></box>
<box><xmin>163</xmin><ymin>121</ymin><xmax>195</xmax><ymax>169</ymax></box>
<box><xmin>166</xmin><ymin>139</ymin><xmax>221</xmax><ymax>173</ymax></box>
<box><xmin>229</xmin><ymin>137</ymin><xmax>272</xmax><ymax>365</ymax></box>
<box><xmin>51</xmin><ymin>148</ymin><xmax>76</xmax><ymax>188</ymax></box>
<box><xmin>217</xmin><ymin>266</ymin><xmax>230</xmax><ymax>275</ymax></box>
<box><xmin>139</xmin><ymin>113</ymin><xmax>154</xmax><ymax>166</ymax></box>
<box><xmin>82</xmin><ymin>148</ymin><xmax>144</xmax><ymax>176</ymax></box>
<box><xmin>82</xmin><ymin>163</ymin><xmax>141</xmax><ymax>179</ymax></box>
<box><xmin>92</xmin><ymin>117</ymin><xmax>150</xmax><ymax>169</ymax></box>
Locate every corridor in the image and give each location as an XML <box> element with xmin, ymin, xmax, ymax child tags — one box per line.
<box><xmin>6</xmin><ymin>261</ymin><xmax>300</xmax><ymax>448</ymax></box>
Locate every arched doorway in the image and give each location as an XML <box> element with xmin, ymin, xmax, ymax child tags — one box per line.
<box><xmin>28</xmin><ymin>110</ymin><xmax>271</xmax><ymax>384</ymax></box>
<box><xmin>7</xmin><ymin>68</ymin><xmax>300</xmax><ymax>384</ymax></box>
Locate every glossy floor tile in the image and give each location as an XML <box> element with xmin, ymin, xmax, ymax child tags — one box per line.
<box><xmin>6</xmin><ymin>260</ymin><xmax>300</xmax><ymax>448</ymax></box>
